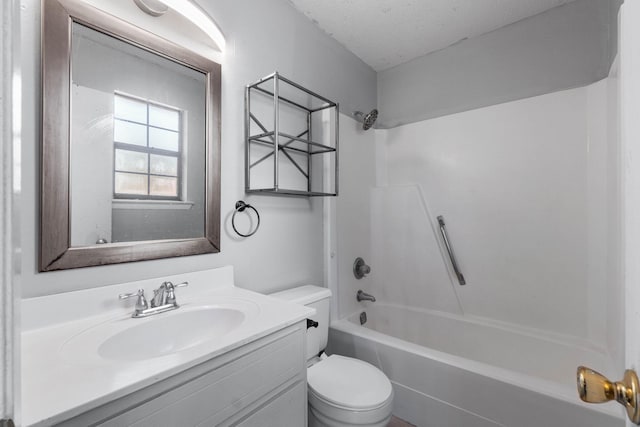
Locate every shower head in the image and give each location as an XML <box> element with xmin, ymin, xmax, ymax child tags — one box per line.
<box><xmin>354</xmin><ymin>109</ymin><xmax>378</xmax><ymax>130</ymax></box>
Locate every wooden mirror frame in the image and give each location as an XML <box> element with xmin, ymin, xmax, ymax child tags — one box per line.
<box><xmin>40</xmin><ymin>0</ymin><xmax>221</xmax><ymax>271</ymax></box>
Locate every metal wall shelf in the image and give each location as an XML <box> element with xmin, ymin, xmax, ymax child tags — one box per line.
<box><xmin>245</xmin><ymin>72</ymin><xmax>339</xmax><ymax>197</ymax></box>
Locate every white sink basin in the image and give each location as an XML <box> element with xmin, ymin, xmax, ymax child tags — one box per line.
<box><xmin>98</xmin><ymin>307</ymin><xmax>246</xmax><ymax>361</ymax></box>
<box><xmin>60</xmin><ymin>301</ymin><xmax>259</xmax><ymax>363</ymax></box>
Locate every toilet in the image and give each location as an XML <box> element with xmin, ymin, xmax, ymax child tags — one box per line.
<box><xmin>271</xmin><ymin>285</ymin><xmax>394</xmax><ymax>427</ymax></box>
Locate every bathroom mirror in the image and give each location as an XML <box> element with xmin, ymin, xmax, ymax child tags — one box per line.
<box><xmin>40</xmin><ymin>0</ymin><xmax>221</xmax><ymax>271</ymax></box>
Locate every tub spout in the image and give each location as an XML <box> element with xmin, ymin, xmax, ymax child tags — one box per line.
<box><xmin>357</xmin><ymin>290</ymin><xmax>376</xmax><ymax>302</ymax></box>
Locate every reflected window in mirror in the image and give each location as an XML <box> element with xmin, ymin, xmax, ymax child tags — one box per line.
<box><xmin>113</xmin><ymin>94</ymin><xmax>183</xmax><ymax>200</ymax></box>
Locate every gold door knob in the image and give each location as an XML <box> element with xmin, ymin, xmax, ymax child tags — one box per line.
<box><xmin>577</xmin><ymin>365</ymin><xmax>640</xmax><ymax>424</ymax></box>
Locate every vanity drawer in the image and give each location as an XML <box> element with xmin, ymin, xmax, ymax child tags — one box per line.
<box><xmin>61</xmin><ymin>323</ymin><xmax>306</xmax><ymax>427</ymax></box>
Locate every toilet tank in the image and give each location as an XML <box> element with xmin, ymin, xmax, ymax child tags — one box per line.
<box><xmin>270</xmin><ymin>285</ymin><xmax>331</xmax><ymax>361</ymax></box>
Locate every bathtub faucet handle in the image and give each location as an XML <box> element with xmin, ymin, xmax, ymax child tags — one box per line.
<box><xmin>353</xmin><ymin>257</ymin><xmax>371</xmax><ymax>279</ymax></box>
<box><xmin>306</xmin><ymin>319</ymin><xmax>319</xmax><ymax>329</ymax></box>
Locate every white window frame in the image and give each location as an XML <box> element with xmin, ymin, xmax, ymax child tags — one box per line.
<box><xmin>113</xmin><ymin>93</ymin><xmax>183</xmax><ymax>201</ymax></box>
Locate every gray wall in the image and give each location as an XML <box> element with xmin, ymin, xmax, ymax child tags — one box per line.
<box><xmin>21</xmin><ymin>0</ymin><xmax>376</xmax><ymax>297</ymax></box>
<box><xmin>377</xmin><ymin>0</ymin><xmax>622</xmax><ymax>128</ymax></box>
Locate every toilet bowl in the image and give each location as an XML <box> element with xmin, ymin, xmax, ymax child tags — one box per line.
<box><xmin>307</xmin><ymin>354</ymin><xmax>394</xmax><ymax>427</ymax></box>
<box><xmin>271</xmin><ymin>286</ymin><xmax>393</xmax><ymax>427</ymax></box>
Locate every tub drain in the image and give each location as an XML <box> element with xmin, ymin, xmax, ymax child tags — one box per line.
<box><xmin>359</xmin><ymin>311</ymin><xmax>367</xmax><ymax>325</ymax></box>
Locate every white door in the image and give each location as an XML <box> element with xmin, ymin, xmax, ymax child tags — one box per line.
<box><xmin>621</xmin><ymin>1</ymin><xmax>640</xmax><ymax>426</ymax></box>
<box><xmin>0</xmin><ymin>0</ymin><xmax>20</xmax><ymax>425</ymax></box>
<box><xmin>571</xmin><ymin>2</ymin><xmax>640</xmax><ymax>425</ymax></box>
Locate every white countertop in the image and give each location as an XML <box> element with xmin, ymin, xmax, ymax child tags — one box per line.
<box><xmin>21</xmin><ymin>267</ymin><xmax>313</xmax><ymax>427</ymax></box>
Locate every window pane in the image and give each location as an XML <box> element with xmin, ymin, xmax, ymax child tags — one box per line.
<box><xmin>149</xmin><ymin>104</ymin><xmax>180</xmax><ymax>131</ymax></box>
<box><xmin>114</xmin><ymin>96</ymin><xmax>147</xmax><ymax>124</ymax></box>
<box><xmin>149</xmin><ymin>127</ymin><xmax>179</xmax><ymax>151</ymax></box>
<box><xmin>114</xmin><ymin>119</ymin><xmax>147</xmax><ymax>146</ymax></box>
<box><xmin>115</xmin><ymin>149</ymin><xmax>148</xmax><ymax>173</ymax></box>
<box><xmin>150</xmin><ymin>154</ymin><xmax>178</xmax><ymax>176</ymax></box>
<box><xmin>115</xmin><ymin>172</ymin><xmax>148</xmax><ymax>195</ymax></box>
<box><xmin>150</xmin><ymin>175</ymin><xmax>178</xmax><ymax>197</ymax></box>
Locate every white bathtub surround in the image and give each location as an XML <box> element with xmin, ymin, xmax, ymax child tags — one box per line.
<box><xmin>328</xmin><ymin>307</ymin><xmax>623</xmax><ymax>427</ymax></box>
<box><xmin>21</xmin><ymin>266</ymin><xmax>313</xmax><ymax>426</ymax></box>
<box><xmin>337</xmin><ymin>80</ymin><xmax>620</xmax><ymax>350</ymax></box>
<box><xmin>330</xmin><ymin>114</ymin><xmax>377</xmax><ymax>321</ymax></box>
<box><xmin>332</xmin><ymin>79</ymin><xmax>623</xmax><ymax>425</ymax></box>
<box><xmin>376</xmin><ymin>83</ymin><xmax>615</xmax><ymax>344</ymax></box>
<box><xmin>370</xmin><ymin>185</ymin><xmax>464</xmax><ymax>315</ymax></box>
<box><xmin>328</xmin><ymin>121</ymin><xmax>401</xmax><ymax>315</ymax></box>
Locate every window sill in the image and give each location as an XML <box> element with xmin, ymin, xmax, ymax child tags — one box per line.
<box><xmin>112</xmin><ymin>199</ymin><xmax>194</xmax><ymax>210</ymax></box>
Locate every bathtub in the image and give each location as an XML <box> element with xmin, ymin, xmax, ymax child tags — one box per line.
<box><xmin>327</xmin><ymin>303</ymin><xmax>623</xmax><ymax>427</ymax></box>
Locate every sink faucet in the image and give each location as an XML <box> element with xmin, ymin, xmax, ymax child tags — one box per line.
<box><xmin>356</xmin><ymin>290</ymin><xmax>376</xmax><ymax>302</ymax></box>
<box><xmin>151</xmin><ymin>281</ymin><xmax>169</xmax><ymax>307</ymax></box>
<box><xmin>150</xmin><ymin>281</ymin><xmax>189</xmax><ymax>308</ymax></box>
<box><xmin>120</xmin><ymin>281</ymin><xmax>189</xmax><ymax>318</ymax></box>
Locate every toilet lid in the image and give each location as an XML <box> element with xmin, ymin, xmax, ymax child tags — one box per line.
<box><xmin>307</xmin><ymin>355</ymin><xmax>393</xmax><ymax>410</ymax></box>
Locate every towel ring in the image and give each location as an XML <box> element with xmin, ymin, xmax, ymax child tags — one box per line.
<box><xmin>232</xmin><ymin>201</ymin><xmax>260</xmax><ymax>237</ymax></box>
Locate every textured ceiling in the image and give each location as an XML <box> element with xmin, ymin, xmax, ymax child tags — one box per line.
<box><xmin>288</xmin><ymin>0</ymin><xmax>579</xmax><ymax>71</ymax></box>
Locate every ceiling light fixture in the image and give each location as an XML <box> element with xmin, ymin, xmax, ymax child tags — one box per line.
<box><xmin>133</xmin><ymin>0</ymin><xmax>168</xmax><ymax>17</ymax></box>
<box><xmin>156</xmin><ymin>0</ymin><xmax>226</xmax><ymax>52</ymax></box>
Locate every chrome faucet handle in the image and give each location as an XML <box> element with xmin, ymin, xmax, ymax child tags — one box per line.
<box><xmin>119</xmin><ymin>289</ymin><xmax>149</xmax><ymax>312</ymax></box>
<box><xmin>353</xmin><ymin>257</ymin><xmax>371</xmax><ymax>279</ymax></box>
<box><xmin>166</xmin><ymin>281</ymin><xmax>188</xmax><ymax>305</ymax></box>
<box><xmin>150</xmin><ymin>283</ymin><xmax>166</xmax><ymax>308</ymax></box>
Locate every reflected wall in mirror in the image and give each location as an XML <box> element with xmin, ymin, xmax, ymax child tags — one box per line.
<box><xmin>41</xmin><ymin>0</ymin><xmax>221</xmax><ymax>271</ymax></box>
<box><xmin>70</xmin><ymin>23</ymin><xmax>206</xmax><ymax>246</ymax></box>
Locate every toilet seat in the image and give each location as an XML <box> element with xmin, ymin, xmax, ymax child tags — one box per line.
<box><xmin>307</xmin><ymin>355</ymin><xmax>393</xmax><ymax>410</ymax></box>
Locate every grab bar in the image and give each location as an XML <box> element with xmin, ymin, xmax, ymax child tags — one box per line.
<box><xmin>437</xmin><ymin>215</ymin><xmax>466</xmax><ymax>286</ymax></box>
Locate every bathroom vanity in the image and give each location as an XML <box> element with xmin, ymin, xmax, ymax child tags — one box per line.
<box><xmin>21</xmin><ymin>267</ymin><xmax>312</xmax><ymax>426</ymax></box>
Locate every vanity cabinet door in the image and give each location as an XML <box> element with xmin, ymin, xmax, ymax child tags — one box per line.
<box><xmin>234</xmin><ymin>381</ymin><xmax>306</xmax><ymax>427</ymax></box>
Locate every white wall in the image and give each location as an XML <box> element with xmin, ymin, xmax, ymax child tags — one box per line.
<box><xmin>337</xmin><ymin>80</ymin><xmax>619</xmax><ymax>351</ymax></box>
<box><xmin>377</xmin><ymin>0</ymin><xmax>622</xmax><ymax>128</ymax></box>
<box><xmin>20</xmin><ymin>0</ymin><xmax>376</xmax><ymax>298</ymax></box>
